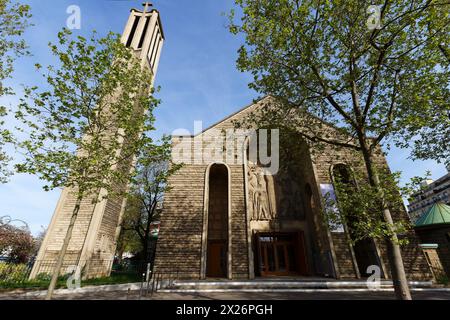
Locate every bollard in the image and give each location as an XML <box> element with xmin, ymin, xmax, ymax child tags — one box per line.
<box><xmin>151</xmin><ymin>272</ymin><xmax>157</xmax><ymax>296</ymax></box>
<box><xmin>145</xmin><ymin>263</ymin><xmax>151</xmax><ymax>282</ymax></box>
<box><xmin>139</xmin><ymin>272</ymin><xmax>145</xmax><ymax>299</ymax></box>
<box><xmin>145</xmin><ymin>263</ymin><xmax>152</xmax><ymax>295</ymax></box>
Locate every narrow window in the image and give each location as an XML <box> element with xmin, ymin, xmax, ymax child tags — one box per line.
<box><xmin>147</xmin><ymin>28</ymin><xmax>160</xmax><ymax>67</ymax></box>
<box><xmin>206</xmin><ymin>164</ymin><xmax>229</xmax><ymax>278</ymax></box>
<box><xmin>126</xmin><ymin>16</ymin><xmax>140</xmax><ymax>47</ymax></box>
<box><xmin>138</xmin><ymin>16</ymin><xmax>150</xmax><ymax>49</ymax></box>
<box><xmin>151</xmin><ymin>37</ymin><xmax>162</xmax><ymax>68</ymax></box>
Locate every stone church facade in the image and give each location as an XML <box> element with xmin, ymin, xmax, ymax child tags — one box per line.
<box><xmin>154</xmin><ymin>96</ymin><xmax>433</xmax><ymax>280</ymax></box>
<box><xmin>29</xmin><ymin>4</ymin><xmax>432</xmax><ymax>283</ymax></box>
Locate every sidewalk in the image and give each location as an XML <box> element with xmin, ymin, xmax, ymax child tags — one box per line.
<box><xmin>2</xmin><ymin>288</ymin><xmax>450</xmax><ymax>300</ymax></box>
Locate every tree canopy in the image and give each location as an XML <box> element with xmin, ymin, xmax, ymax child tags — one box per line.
<box><xmin>0</xmin><ymin>0</ymin><xmax>32</xmax><ymax>182</ymax></box>
<box><xmin>15</xmin><ymin>29</ymin><xmax>158</xmax><ymax>199</ymax></box>
<box><xmin>229</xmin><ymin>0</ymin><xmax>449</xmax><ymax>162</ymax></box>
<box><xmin>228</xmin><ymin>0</ymin><xmax>449</xmax><ymax>300</ymax></box>
<box><xmin>119</xmin><ymin>136</ymin><xmax>181</xmax><ymax>261</ymax></box>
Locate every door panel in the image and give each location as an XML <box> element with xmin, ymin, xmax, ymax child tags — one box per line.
<box><xmin>256</xmin><ymin>232</ymin><xmax>308</xmax><ymax>276</ymax></box>
<box><xmin>296</xmin><ymin>231</ymin><xmax>309</xmax><ymax>275</ymax></box>
<box><xmin>353</xmin><ymin>238</ymin><xmax>379</xmax><ymax>277</ymax></box>
<box><xmin>276</xmin><ymin>244</ymin><xmax>287</xmax><ymax>272</ymax></box>
<box><xmin>266</xmin><ymin>243</ymin><xmax>275</xmax><ymax>272</ymax></box>
<box><xmin>206</xmin><ymin>241</ymin><xmax>227</xmax><ymax>278</ymax></box>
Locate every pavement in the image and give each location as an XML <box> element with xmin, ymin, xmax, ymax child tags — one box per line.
<box><xmin>2</xmin><ymin>289</ymin><xmax>450</xmax><ymax>300</ymax></box>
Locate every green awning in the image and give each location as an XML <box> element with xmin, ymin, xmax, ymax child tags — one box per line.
<box><xmin>415</xmin><ymin>202</ymin><xmax>450</xmax><ymax>227</ymax></box>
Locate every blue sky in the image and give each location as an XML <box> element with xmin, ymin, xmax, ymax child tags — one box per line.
<box><xmin>0</xmin><ymin>0</ymin><xmax>447</xmax><ymax>235</ymax></box>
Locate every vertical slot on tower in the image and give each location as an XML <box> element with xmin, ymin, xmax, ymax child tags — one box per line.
<box><xmin>138</xmin><ymin>16</ymin><xmax>150</xmax><ymax>49</ymax></box>
<box><xmin>126</xmin><ymin>15</ymin><xmax>141</xmax><ymax>48</ymax></box>
<box><xmin>151</xmin><ymin>38</ymin><xmax>162</xmax><ymax>69</ymax></box>
<box><xmin>147</xmin><ymin>27</ymin><xmax>160</xmax><ymax>68</ymax></box>
<box><xmin>146</xmin><ymin>25</ymin><xmax>158</xmax><ymax>65</ymax></box>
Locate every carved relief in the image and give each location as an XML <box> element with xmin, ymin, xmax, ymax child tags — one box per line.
<box><xmin>247</xmin><ymin>162</ymin><xmax>304</xmax><ymax>220</ymax></box>
<box><xmin>276</xmin><ymin>171</ymin><xmax>304</xmax><ymax>219</ymax></box>
<box><xmin>248</xmin><ymin>163</ymin><xmax>276</xmax><ymax>220</ymax></box>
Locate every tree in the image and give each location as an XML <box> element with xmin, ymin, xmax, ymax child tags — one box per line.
<box><xmin>15</xmin><ymin>29</ymin><xmax>158</xmax><ymax>299</ymax></box>
<box><xmin>403</xmin><ymin>171</ymin><xmax>433</xmax><ymax>201</ymax></box>
<box><xmin>323</xmin><ymin>166</ymin><xmax>410</xmax><ymax>247</ymax></box>
<box><xmin>228</xmin><ymin>0</ymin><xmax>449</xmax><ymax>299</ymax></box>
<box><xmin>396</xmin><ymin>110</ymin><xmax>449</xmax><ymax>167</ymax></box>
<box><xmin>0</xmin><ymin>0</ymin><xmax>31</xmax><ymax>183</ymax></box>
<box><xmin>0</xmin><ymin>217</ymin><xmax>35</xmax><ymax>263</ymax></box>
<box><xmin>119</xmin><ymin>136</ymin><xmax>181</xmax><ymax>266</ymax></box>
<box><xmin>31</xmin><ymin>226</ymin><xmax>46</xmax><ymax>259</ymax></box>
<box><xmin>116</xmin><ymin>202</ymin><xmax>143</xmax><ymax>262</ymax></box>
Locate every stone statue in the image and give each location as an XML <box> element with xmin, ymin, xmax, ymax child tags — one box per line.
<box><xmin>247</xmin><ymin>163</ymin><xmax>275</xmax><ymax>220</ymax></box>
<box><xmin>248</xmin><ymin>162</ymin><xmax>306</xmax><ymax>220</ymax></box>
<box><xmin>256</xmin><ymin>172</ymin><xmax>271</xmax><ymax>220</ymax></box>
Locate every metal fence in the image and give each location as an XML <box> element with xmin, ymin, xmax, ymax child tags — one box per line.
<box><xmin>1</xmin><ymin>259</ymin><xmax>189</xmax><ymax>298</ymax></box>
<box><xmin>137</xmin><ymin>267</ymin><xmax>210</xmax><ymax>298</ymax></box>
<box><xmin>0</xmin><ymin>259</ymin><xmax>150</xmax><ymax>287</ymax></box>
<box><xmin>137</xmin><ymin>269</ymin><xmax>179</xmax><ymax>298</ymax></box>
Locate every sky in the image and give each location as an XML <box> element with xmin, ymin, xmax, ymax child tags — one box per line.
<box><xmin>0</xmin><ymin>0</ymin><xmax>447</xmax><ymax>235</ymax></box>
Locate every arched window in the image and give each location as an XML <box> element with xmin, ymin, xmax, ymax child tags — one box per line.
<box><xmin>331</xmin><ymin>163</ymin><xmax>380</xmax><ymax>278</ymax></box>
<box><xmin>201</xmin><ymin>163</ymin><xmax>231</xmax><ymax>279</ymax></box>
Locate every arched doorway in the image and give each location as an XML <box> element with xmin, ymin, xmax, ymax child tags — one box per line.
<box><xmin>332</xmin><ymin>164</ymin><xmax>380</xmax><ymax>277</ymax></box>
<box><xmin>205</xmin><ymin>163</ymin><xmax>230</xmax><ymax>278</ymax></box>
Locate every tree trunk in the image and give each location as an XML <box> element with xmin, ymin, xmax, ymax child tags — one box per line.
<box><xmin>117</xmin><ymin>247</ymin><xmax>124</xmax><ymax>265</ymax></box>
<box><xmin>360</xmin><ymin>145</ymin><xmax>412</xmax><ymax>300</ymax></box>
<box><xmin>142</xmin><ymin>206</ymin><xmax>153</xmax><ymax>263</ymax></box>
<box><xmin>45</xmin><ymin>195</ymin><xmax>83</xmax><ymax>300</ymax></box>
<box><xmin>142</xmin><ymin>234</ymin><xmax>149</xmax><ymax>261</ymax></box>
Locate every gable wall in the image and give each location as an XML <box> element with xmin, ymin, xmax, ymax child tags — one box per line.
<box><xmin>154</xmin><ymin>97</ymin><xmax>433</xmax><ymax>281</ymax></box>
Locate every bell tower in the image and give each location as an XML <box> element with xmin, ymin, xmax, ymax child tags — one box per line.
<box><xmin>29</xmin><ymin>3</ymin><xmax>165</xmax><ymax>280</ymax></box>
<box><xmin>121</xmin><ymin>2</ymin><xmax>164</xmax><ymax>80</ymax></box>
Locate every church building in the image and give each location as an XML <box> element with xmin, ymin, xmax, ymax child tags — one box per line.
<box><xmin>153</xmin><ymin>97</ymin><xmax>433</xmax><ymax>280</ymax></box>
<box><xmin>30</xmin><ymin>3</ymin><xmax>433</xmax><ymax>283</ymax></box>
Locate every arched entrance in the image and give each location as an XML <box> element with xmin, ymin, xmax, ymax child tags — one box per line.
<box><xmin>205</xmin><ymin>163</ymin><xmax>230</xmax><ymax>278</ymax></box>
<box><xmin>332</xmin><ymin>164</ymin><xmax>381</xmax><ymax>277</ymax></box>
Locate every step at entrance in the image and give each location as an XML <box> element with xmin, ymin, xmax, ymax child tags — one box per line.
<box><xmin>157</xmin><ymin>279</ymin><xmax>434</xmax><ymax>292</ymax></box>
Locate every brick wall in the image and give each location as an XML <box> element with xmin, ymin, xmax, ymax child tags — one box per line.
<box><xmin>416</xmin><ymin>226</ymin><xmax>450</xmax><ymax>277</ymax></box>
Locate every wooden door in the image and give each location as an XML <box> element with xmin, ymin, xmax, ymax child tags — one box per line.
<box><xmin>257</xmin><ymin>232</ymin><xmax>308</xmax><ymax>276</ymax></box>
<box><xmin>206</xmin><ymin>240</ymin><xmax>227</xmax><ymax>278</ymax></box>
<box><xmin>296</xmin><ymin>231</ymin><xmax>308</xmax><ymax>275</ymax></box>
